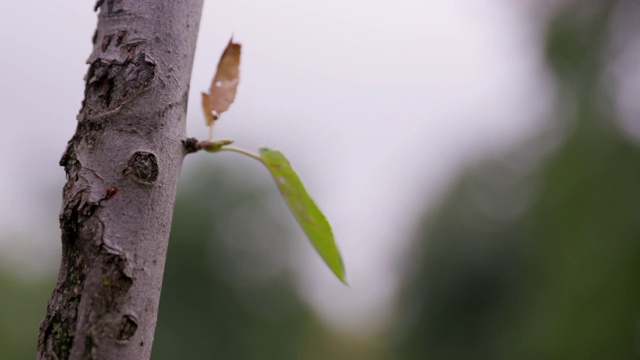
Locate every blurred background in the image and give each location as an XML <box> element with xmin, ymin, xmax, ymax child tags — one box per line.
<box><xmin>2</xmin><ymin>0</ymin><xmax>640</xmax><ymax>358</ymax></box>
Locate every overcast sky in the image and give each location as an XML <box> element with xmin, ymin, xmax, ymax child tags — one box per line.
<box><xmin>0</xmin><ymin>0</ymin><xmax>557</xmax><ymax>336</ymax></box>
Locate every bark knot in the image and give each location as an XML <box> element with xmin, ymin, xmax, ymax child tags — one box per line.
<box><xmin>83</xmin><ymin>54</ymin><xmax>156</xmax><ymax>118</ymax></box>
<box><xmin>124</xmin><ymin>151</ymin><xmax>159</xmax><ymax>184</ymax></box>
<box><xmin>117</xmin><ymin>315</ymin><xmax>138</xmax><ymax>341</ymax></box>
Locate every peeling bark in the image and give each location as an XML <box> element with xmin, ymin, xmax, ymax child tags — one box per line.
<box><xmin>38</xmin><ymin>1</ymin><xmax>203</xmax><ymax>359</ymax></box>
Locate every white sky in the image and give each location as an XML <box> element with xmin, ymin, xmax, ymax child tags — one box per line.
<box><xmin>0</xmin><ymin>0</ymin><xmax>557</xmax><ymax>337</ymax></box>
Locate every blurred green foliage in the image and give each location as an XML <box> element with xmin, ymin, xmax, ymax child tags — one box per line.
<box><xmin>0</xmin><ymin>270</ymin><xmax>51</xmax><ymax>358</ymax></box>
<box><xmin>152</xmin><ymin>162</ymin><xmax>307</xmax><ymax>359</ymax></box>
<box><xmin>153</xmin><ymin>161</ymin><xmax>323</xmax><ymax>359</ymax></box>
<box><xmin>393</xmin><ymin>0</ymin><xmax>640</xmax><ymax>358</ymax></box>
<box><xmin>152</xmin><ymin>160</ymin><xmax>372</xmax><ymax>359</ymax></box>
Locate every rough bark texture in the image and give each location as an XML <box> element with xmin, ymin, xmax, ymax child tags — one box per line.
<box><xmin>38</xmin><ymin>1</ymin><xmax>203</xmax><ymax>359</ymax></box>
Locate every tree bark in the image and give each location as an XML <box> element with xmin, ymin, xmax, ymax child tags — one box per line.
<box><xmin>38</xmin><ymin>1</ymin><xmax>203</xmax><ymax>359</ymax></box>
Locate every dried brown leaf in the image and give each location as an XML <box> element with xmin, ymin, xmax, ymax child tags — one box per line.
<box><xmin>201</xmin><ymin>92</ymin><xmax>216</xmax><ymax>126</ymax></box>
<box><xmin>207</xmin><ymin>39</ymin><xmax>241</xmax><ymax>118</ymax></box>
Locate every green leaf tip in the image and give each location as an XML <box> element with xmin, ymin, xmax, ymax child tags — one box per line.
<box><xmin>259</xmin><ymin>148</ymin><xmax>347</xmax><ymax>284</ymax></box>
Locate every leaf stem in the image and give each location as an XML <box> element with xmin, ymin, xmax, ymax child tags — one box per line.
<box><xmin>208</xmin><ymin>125</ymin><xmax>215</xmax><ymax>142</ymax></box>
<box><xmin>218</xmin><ymin>146</ymin><xmax>264</xmax><ymax>163</ymax></box>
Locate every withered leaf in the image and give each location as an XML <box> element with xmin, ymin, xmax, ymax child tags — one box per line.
<box><xmin>206</xmin><ymin>38</ymin><xmax>241</xmax><ymax>121</ymax></box>
<box><xmin>201</xmin><ymin>92</ymin><xmax>215</xmax><ymax>126</ymax></box>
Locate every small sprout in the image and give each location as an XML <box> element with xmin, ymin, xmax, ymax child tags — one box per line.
<box><xmin>191</xmin><ymin>39</ymin><xmax>346</xmax><ymax>284</ymax></box>
<box><xmin>198</xmin><ymin>139</ymin><xmax>234</xmax><ymax>152</ymax></box>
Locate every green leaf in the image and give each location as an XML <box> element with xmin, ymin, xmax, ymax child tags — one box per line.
<box><xmin>259</xmin><ymin>148</ymin><xmax>347</xmax><ymax>284</ymax></box>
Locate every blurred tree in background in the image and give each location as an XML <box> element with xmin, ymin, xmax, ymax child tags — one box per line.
<box><xmin>0</xmin><ymin>271</ymin><xmax>50</xmax><ymax>358</ymax></box>
<box><xmin>152</xmin><ymin>162</ymin><xmax>312</xmax><ymax>359</ymax></box>
<box><xmin>392</xmin><ymin>0</ymin><xmax>640</xmax><ymax>358</ymax></box>
<box><xmin>3</xmin><ymin>1</ymin><xmax>639</xmax><ymax>358</ymax></box>
<box><xmin>152</xmin><ymin>160</ymin><xmax>373</xmax><ymax>359</ymax></box>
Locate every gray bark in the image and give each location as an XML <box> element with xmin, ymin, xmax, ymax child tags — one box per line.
<box><xmin>38</xmin><ymin>1</ymin><xmax>203</xmax><ymax>359</ymax></box>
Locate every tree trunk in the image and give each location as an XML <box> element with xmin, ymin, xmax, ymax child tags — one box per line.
<box><xmin>38</xmin><ymin>1</ymin><xmax>203</xmax><ymax>359</ymax></box>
